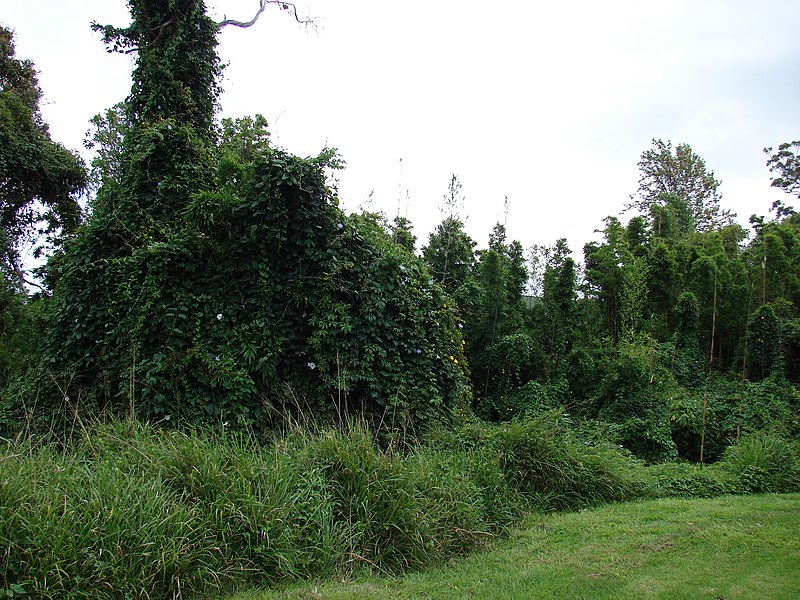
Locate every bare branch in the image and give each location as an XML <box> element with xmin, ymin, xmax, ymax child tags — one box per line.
<box><xmin>217</xmin><ymin>0</ymin><xmax>315</xmax><ymax>31</ymax></box>
<box><xmin>5</xmin><ymin>249</ymin><xmax>50</xmax><ymax>296</ymax></box>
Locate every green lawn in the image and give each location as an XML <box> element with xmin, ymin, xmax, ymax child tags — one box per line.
<box><xmin>229</xmin><ymin>494</ymin><xmax>800</xmax><ymax>599</ymax></box>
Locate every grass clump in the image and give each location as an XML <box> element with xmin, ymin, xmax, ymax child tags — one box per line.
<box><xmin>1</xmin><ymin>420</ymin><xmax>524</xmax><ymax>597</ymax></box>
<box><xmin>432</xmin><ymin>411</ymin><xmax>650</xmax><ymax>511</ymax></box>
<box><xmin>0</xmin><ymin>422</ymin><xmax>345</xmax><ymax>598</ymax></box>
<box><xmin>719</xmin><ymin>430</ymin><xmax>800</xmax><ymax>493</ymax></box>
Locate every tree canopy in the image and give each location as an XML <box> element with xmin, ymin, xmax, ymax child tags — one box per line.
<box><xmin>629</xmin><ymin>139</ymin><xmax>732</xmax><ymax>235</ymax></box>
<box><xmin>0</xmin><ymin>25</ymin><xmax>86</xmax><ymax>291</ymax></box>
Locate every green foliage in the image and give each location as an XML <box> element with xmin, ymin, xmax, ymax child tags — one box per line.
<box><xmin>0</xmin><ymin>422</ymin><xmax>343</xmax><ymax>598</ymax></box>
<box><xmin>494</xmin><ymin>413</ymin><xmax>650</xmax><ymax>509</ymax></box>
<box><xmin>458</xmin><ymin>224</ymin><xmax>529</xmax><ymax>418</ymax></box>
<box><xmin>389</xmin><ymin>215</ymin><xmax>417</xmax><ymax>253</ymax></box>
<box><xmin>6</xmin><ymin>414</ymin><xmax>799</xmax><ymax>598</ymax></box>
<box><xmin>747</xmin><ymin>301</ymin><xmax>800</xmax><ymax>382</ymax></box>
<box><xmin>537</xmin><ymin>238</ymin><xmax>577</xmax><ymax>379</ymax></box>
<box><xmin>244</xmin><ymin>494</ymin><xmax>800</xmax><ymax>600</ymax></box>
<box><xmin>630</xmin><ymin>139</ymin><xmax>731</xmax><ymax>234</ymax></box>
<box><xmin>29</xmin><ymin>1</ymin><xmax>470</xmax><ymax>435</ymax></box>
<box><xmin>437</xmin><ymin>412</ymin><xmax>650</xmax><ymax>511</ymax></box>
<box><xmin>421</xmin><ymin>215</ymin><xmax>476</xmax><ymax>296</ymax></box>
<box><xmin>92</xmin><ymin>0</ymin><xmax>221</xmax><ymax>138</ymax></box>
<box><xmin>299</xmin><ymin>424</ymin><xmax>468</xmax><ymax>572</ymax></box>
<box><xmin>83</xmin><ymin>103</ymin><xmax>129</xmax><ymax>194</ymax></box>
<box><xmin>502</xmin><ymin>378</ymin><xmax>567</xmax><ymax>419</ymax></box>
<box><xmin>720</xmin><ymin>431</ymin><xmax>800</xmax><ymax>493</ymax></box>
<box><xmin>583</xmin><ymin>217</ymin><xmax>628</xmax><ymax>342</ymax></box>
<box><xmin>0</xmin><ymin>286</ymin><xmax>41</xmax><ymax>390</ymax></box>
<box><xmin>0</xmin><ymin>417</ymin><xmax>572</xmax><ymax>596</ymax></box>
<box><xmin>0</xmin><ymin>26</ymin><xmax>86</xmax><ymax>287</ymax></box>
<box><xmin>765</xmin><ymin>140</ymin><xmax>800</xmax><ymax>199</ymax></box>
<box><xmin>647</xmin><ymin>462</ymin><xmax>736</xmax><ymax>498</ymax></box>
<box><xmin>39</xmin><ymin>144</ymin><xmax>469</xmax><ymax>432</ymax></box>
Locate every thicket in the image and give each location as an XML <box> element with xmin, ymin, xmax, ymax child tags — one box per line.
<box><xmin>419</xmin><ymin>153</ymin><xmax>800</xmax><ymax>464</ymax></box>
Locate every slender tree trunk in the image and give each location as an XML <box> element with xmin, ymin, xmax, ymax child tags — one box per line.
<box><xmin>700</xmin><ymin>269</ymin><xmax>717</xmax><ymax>464</ymax></box>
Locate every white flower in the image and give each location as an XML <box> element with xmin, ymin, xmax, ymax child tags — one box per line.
<box><xmin>307</xmin><ymin>361</ymin><xmax>317</xmax><ymax>370</ymax></box>
<box><xmin>216</xmin><ymin>313</ymin><xmax>223</xmax><ymax>320</ymax></box>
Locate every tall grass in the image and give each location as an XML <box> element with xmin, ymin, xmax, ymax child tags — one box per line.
<box><xmin>2</xmin><ymin>415</ymin><xmax>796</xmax><ymax>598</ymax></box>
<box><xmin>719</xmin><ymin>430</ymin><xmax>800</xmax><ymax>493</ymax></box>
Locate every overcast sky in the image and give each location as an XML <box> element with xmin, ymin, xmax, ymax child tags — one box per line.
<box><xmin>4</xmin><ymin>0</ymin><xmax>800</xmax><ymax>257</ymax></box>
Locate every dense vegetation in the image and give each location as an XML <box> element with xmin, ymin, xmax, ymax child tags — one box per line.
<box><xmin>1</xmin><ymin>1</ymin><xmax>799</xmax><ymax>598</ymax></box>
<box><xmin>2</xmin><ymin>419</ymin><xmax>798</xmax><ymax>598</ymax></box>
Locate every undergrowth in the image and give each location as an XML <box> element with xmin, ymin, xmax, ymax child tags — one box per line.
<box><xmin>1</xmin><ymin>415</ymin><xmax>798</xmax><ymax>599</ymax></box>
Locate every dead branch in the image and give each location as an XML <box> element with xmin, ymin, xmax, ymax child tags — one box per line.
<box><xmin>216</xmin><ymin>0</ymin><xmax>315</xmax><ymax>31</ymax></box>
<box><xmin>5</xmin><ymin>249</ymin><xmax>50</xmax><ymax>296</ymax></box>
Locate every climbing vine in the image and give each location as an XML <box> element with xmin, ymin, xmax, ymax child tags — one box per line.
<box><xmin>26</xmin><ymin>1</ymin><xmax>470</xmax><ymax>434</ymax></box>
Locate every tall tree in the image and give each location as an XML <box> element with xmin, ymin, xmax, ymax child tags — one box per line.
<box><xmin>422</xmin><ymin>175</ymin><xmax>474</xmax><ymax>294</ymax></box>
<box><xmin>765</xmin><ymin>140</ymin><xmax>800</xmax><ymax>199</ymax></box>
<box><xmin>540</xmin><ymin>238</ymin><xmax>576</xmax><ymax>378</ymax></box>
<box><xmin>629</xmin><ymin>139</ymin><xmax>731</xmax><ymax>234</ymax></box>
<box><xmin>0</xmin><ymin>26</ymin><xmax>86</xmax><ymax>290</ymax></box>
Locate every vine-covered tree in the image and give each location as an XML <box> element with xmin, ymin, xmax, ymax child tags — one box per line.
<box><xmin>29</xmin><ymin>0</ymin><xmax>471</xmax><ymax>434</ymax></box>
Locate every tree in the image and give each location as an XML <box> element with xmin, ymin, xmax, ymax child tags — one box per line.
<box><xmin>765</xmin><ymin>141</ymin><xmax>800</xmax><ymax>199</ymax></box>
<box><xmin>422</xmin><ymin>216</ymin><xmax>476</xmax><ymax>296</ymax></box>
<box><xmin>36</xmin><ymin>0</ymin><xmax>471</xmax><ymax>434</ymax></box>
<box><xmin>422</xmin><ymin>175</ymin><xmax>475</xmax><ymax>294</ymax></box>
<box><xmin>84</xmin><ymin>102</ymin><xmax>129</xmax><ymax>196</ymax></box>
<box><xmin>389</xmin><ymin>215</ymin><xmax>416</xmax><ymax>253</ymax></box>
<box><xmin>540</xmin><ymin>238</ymin><xmax>577</xmax><ymax>378</ymax></box>
<box><xmin>0</xmin><ymin>26</ymin><xmax>86</xmax><ymax>291</ymax></box>
<box><xmin>583</xmin><ymin>217</ymin><xmax>627</xmax><ymax>342</ymax></box>
<box><xmin>629</xmin><ymin>139</ymin><xmax>732</xmax><ymax>234</ymax></box>
<box><xmin>462</xmin><ymin>223</ymin><xmax>530</xmax><ymax>417</ymax></box>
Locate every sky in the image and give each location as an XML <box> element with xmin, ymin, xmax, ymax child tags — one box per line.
<box><xmin>4</xmin><ymin>0</ymin><xmax>800</xmax><ymax>259</ymax></box>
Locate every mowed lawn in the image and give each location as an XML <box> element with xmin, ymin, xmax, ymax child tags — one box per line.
<box><xmin>230</xmin><ymin>493</ymin><xmax>800</xmax><ymax>600</ymax></box>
